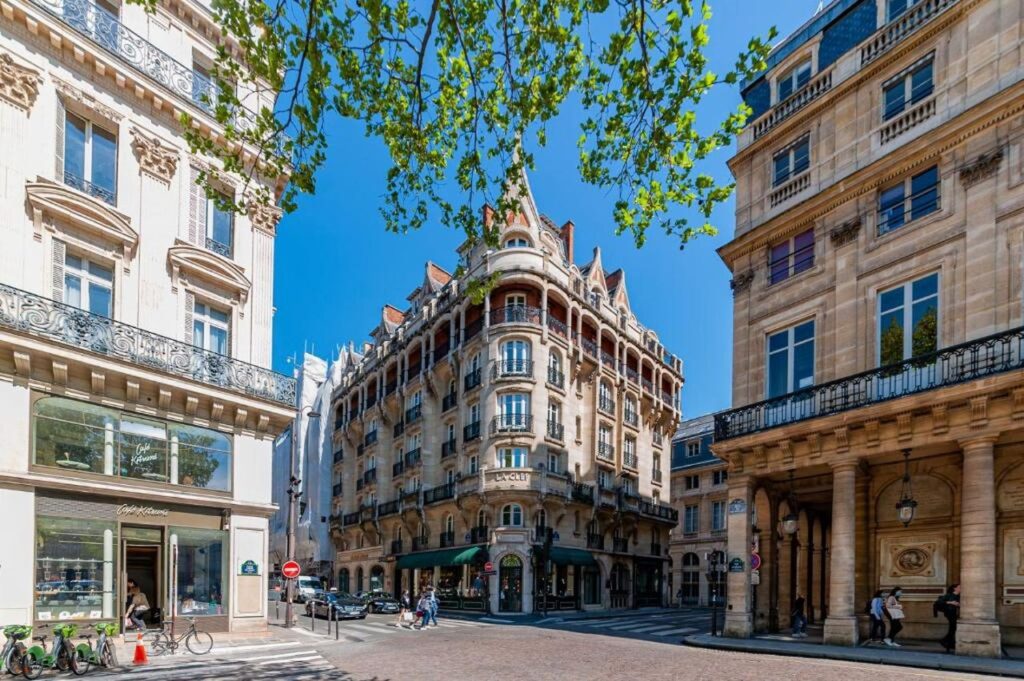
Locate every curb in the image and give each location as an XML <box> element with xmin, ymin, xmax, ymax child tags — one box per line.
<box><xmin>682</xmin><ymin>635</ymin><xmax>1024</xmax><ymax>679</ymax></box>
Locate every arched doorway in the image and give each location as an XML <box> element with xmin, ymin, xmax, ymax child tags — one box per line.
<box><xmin>370</xmin><ymin>565</ymin><xmax>385</xmax><ymax>592</ymax></box>
<box><xmin>499</xmin><ymin>554</ymin><xmax>523</xmax><ymax>613</ymax></box>
<box><xmin>355</xmin><ymin>566</ymin><xmax>364</xmax><ymax>594</ymax></box>
<box><xmin>338</xmin><ymin>568</ymin><xmax>350</xmax><ymax>593</ymax></box>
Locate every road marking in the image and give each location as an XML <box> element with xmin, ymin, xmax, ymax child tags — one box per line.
<box><xmin>290</xmin><ymin>627</ymin><xmax>330</xmax><ymax>639</ymax></box>
<box><xmin>206</xmin><ymin>641</ymin><xmax>300</xmax><ymax>655</ymax></box>
<box><xmin>613</xmin><ymin>624</ymin><xmax>681</xmax><ymax>632</ymax></box>
<box><xmin>345</xmin><ymin>623</ymin><xmax>396</xmax><ymax>635</ymax></box>
<box><xmin>650</xmin><ymin>627</ymin><xmax>697</xmax><ymax>636</ymax></box>
<box><xmin>258</xmin><ymin>653</ymin><xmax>323</xmax><ymax>666</ymax></box>
<box><xmin>247</xmin><ymin>649</ymin><xmax>319</xmax><ymax>661</ymax></box>
<box><xmin>479</xmin><ymin>617</ymin><xmax>513</xmax><ymax>623</ymax></box>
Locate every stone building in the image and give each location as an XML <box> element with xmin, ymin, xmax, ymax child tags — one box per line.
<box><xmin>668</xmin><ymin>415</ymin><xmax>729</xmax><ymax>607</ymax></box>
<box><xmin>713</xmin><ymin>0</ymin><xmax>1024</xmax><ymax>657</ymax></box>
<box><xmin>329</xmin><ymin>176</ymin><xmax>682</xmax><ymax>614</ymax></box>
<box><xmin>0</xmin><ymin>0</ymin><xmax>293</xmax><ymax>632</ymax></box>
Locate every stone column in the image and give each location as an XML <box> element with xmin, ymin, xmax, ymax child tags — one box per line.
<box><xmin>823</xmin><ymin>461</ymin><xmax>858</xmax><ymax>646</ymax></box>
<box><xmin>956</xmin><ymin>437</ymin><xmax>1002</xmax><ymax>657</ymax></box>
<box><xmin>724</xmin><ymin>475</ymin><xmax>755</xmax><ymax>638</ymax></box>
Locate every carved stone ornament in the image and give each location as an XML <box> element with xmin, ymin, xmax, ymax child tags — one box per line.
<box><xmin>247</xmin><ymin>196</ymin><xmax>284</xmax><ymax>235</ymax></box>
<box><xmin>53</xmin><ymin>79</ymin><xmax>122</xmax><ymax>122</ymax></box>
<box><xmin>730</xmin><ymin>270</ymin><xmax>755</xmax><ymax>295</ymax></box>
<box><xmin>0</xmin><ymin>52</ymin><xmax>41</xmax><ymax>111</ymax></box>
<box><xmin>959</xmin><ymin>149</ymin><xmax>1003</xmax><ymax>188</ymax></box>
<box><xmin>130</xmin><ymin>127</ymin><xmax>178</xmax><ymax>182</ymax></box>
<box><xmin>829</xmin><ymin>218</ymin><xmax>861</xmax><ymax>247</ymax></box>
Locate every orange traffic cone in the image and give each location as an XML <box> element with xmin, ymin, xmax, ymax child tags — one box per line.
<box><xmin>132</xmin><ymin>631</ymin><xmax>148</xmax><ymax>666</ymax></box>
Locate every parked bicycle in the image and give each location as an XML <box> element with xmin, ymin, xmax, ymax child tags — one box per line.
<box><xmin>1</xmin><ymin>625</ymin><xmax>32</xmax><ymax>675</ymax></box>
<box><xmin>150</xmin><ymin>618</ymin><xmax>213</xmax><ymax>656</ymax></box>
<box><xmin>76</xmin><ymin>623</ymin><xmax>118</xmax><ymax>670</ymax></box>
<box><xmin>21</xmin><ymin>624</ymin><xmax>89</xmax><ymax>678</ymax></box>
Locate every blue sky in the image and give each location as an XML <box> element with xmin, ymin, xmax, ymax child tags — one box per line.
<box><xmin>271</xmin><ymin>1</ymin><xmax>815</xmax><ymax>419</ymax></box>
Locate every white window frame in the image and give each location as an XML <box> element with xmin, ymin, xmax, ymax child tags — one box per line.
<box><xmin>502</xmin><ymin>504</ymin><xmax>523</xmax><ymax>527</ymax></box>
<box><xmin>505</xmin><ymin>237</ymin><xmax>530</xmax><ymax>248</ymax></box>
<box><xmin>468</xmin><ymin>455</ymin><xmax>478</xmax><ymax>475</ymax></box>
<box><xmin>712</xmin><ymin>501</ymin><xmax>726</xmax><ymax>531</ymax></box>
<box><xmin>547</xmin><ymin>452</ymin><xmax>560</xmax><ymax>474</ymax></box>
<box><xmin>686</xmin><ymin>442</ymin><xmax>700</xmax><ymax>457</ymax></box>
<box><xmin>205</xmin><ymin>189</ymin><xmax>234</xmax><ymax>254</ymax></box>
<box><xmin>766</xmin><ymin>320</ymin><xmax>815</xmax><ymax>398</ymax></box>
<box><xmin>776</xmin><ymin>58</ymin><xmax>812</xmax><ymax>102</ymax></box>
<box><xmin>772</xmin><ymin>136</ymin><xmax>810</xmax><ymax>187</ymax></box>
<box><xmin>193</xmin><ymin>301</ymin><xmax>230</xmax><ymax>354</ymax></box>
<box><xmin>63</xmin><ymin>111</ymin><xmax>118</xmax><ymax>198</ymax></box>
<box><xmin>63</xmin><ymin>253</ymin><xmax>113</xmax><ymax>317</ymax></box>
<box><xmin>506</xmin><ymin>293</ymin><xmax>527</xmax><ymax>308</ymax></box>
<box><xmin>498</xmin><ymin>392</ymin><xmax>530</xmax><ymax>429</ymax></box>
<box><xmin>877</xmin><ymin>272</ymin><xmax>940</xmax><ymax>365</ymax></box>
<box><xmin>497</xmin><ymin>447</ymin><xmax>527</xmax><ymax>468</ymax></box>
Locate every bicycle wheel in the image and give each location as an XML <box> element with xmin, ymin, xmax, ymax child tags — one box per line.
<box><xmin>99</xmin><ymin>640</ymin><xmax>118</xmax><ymax>668</ymax></box>
<box><xmin>70</xmin><ymin>643</ymin><xmax>89</xmax><ymax>677</ymax></box>
<box><xmin>185</xmin><ymin>631</ymin><xmax>213</xmax><ymax>655</ymax></box>
<box><xmin>19</xmin><ymin>653</ymin><xmax>42</xmax><ymax>680</ymax></box>
<box><xmin>149</xmin><ymin>634</ymin><xmax>170</xmax><ymax>657</ymax></box>
<box><xmin>5</xmin><ymin>645</ymin><xmax>25</xmax><ymax>676</ymax></box>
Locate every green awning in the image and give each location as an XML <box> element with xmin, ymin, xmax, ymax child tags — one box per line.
<box><xmin>548</xmin><ymin>547</ymin><xmax>596</xmax><ymax>566</ymax></box>
<box><xmin>396</xmin><ymin>546</ymin><xmax>487</xmax><ymax>570</ymax></box>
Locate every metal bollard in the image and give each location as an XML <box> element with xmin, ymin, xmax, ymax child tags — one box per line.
<box><xmin>335</xmin><ymin>604</ymin><xmax>339</xmax><ymax>640</ymax></box>
<box><xmin>329</xmin><ymin>603</ymin><xmax>334</xmax><ymax>638</ymax></box>
<box><xmin>310</xmin><ymin>600</ymin><xmax>316</xmax><ymax>633</ymax></box>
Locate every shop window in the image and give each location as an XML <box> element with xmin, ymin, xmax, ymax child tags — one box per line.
<box><xmin>338</xmin><ymin>568</ymin><xmax>350</xmax><ymax>593</ymax></box>
<box><xmin>173</xmin><ymin>527</ymin><xmax>227</xmax><ymax>616</ymax></box>
<box><xmin>35</xmin><ymin>516</ymin><xmax>117</xmax><ymax>622</ymax></box>
<box><xmin>681</xmin><ymin>553</ymin><xmax>700</xmax><ymax>605</ymax></box>
<box><xmin>33</xmin><ymin>396</ymin><xmax>232</xmax><ymax>491</ymax></box>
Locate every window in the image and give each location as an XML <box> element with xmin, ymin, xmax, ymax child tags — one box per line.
<box><xmin>477</xmin><ymin>510</ymin><xmax>488</xmax><ymax>527</ymax></box>
<box><xmin>505</xmin><ymin>237</ymin><xmax>530</xmax><ymax>248</ymax></box>
<box><xmin>713</xmin><ymin>469</ymin><xmax>729</xmax><ymax>486</ymax></box>
<box><xmin>712</xmin><ymin>501</ymin><xmax>726</xmax><ymax>531</ymax></box>
<box><xmin>469</xmin><ymin>402</ymin><xmax>480</xmax><ymax>425</ymax></box>
<box><xmin>767</xmin><ymin>320</ymin><xmax>815</xmax><ymax>398</ymax></box>
<box><xmin>547</xmin><ymin>352</ymin><xmax>563</xmax><ymax>386</ymax></box>
<box><xmin>500</xmin><ymin>339</ymin><xmax>530</xmax><ymax>374</ymax></box>
<box><xmin>888</xmin><ymin>0</ymin><xmax>924</xmax><ymax>22</ymax></box>
<box><xmin>64</xmin><ymin>254</ymin><xmax>113</xmax><ymax>317</ymax></box>
<box><xmin>193</xmin><ymin>302</ymin><xmax>230</xmax><ymax>355</ymax></box>
<box><xmin>772</xmin><ymin>136</ymin><xmax>810</xmax><ymax>186</ymax></box>
<box><xmin>777</xmin><ymin>59</ymin><xmax>811</xmax><ymax>101</ymax></box>
<box><xmin>684</xmin><ymin>475</ymin><xmax>700</xmax><ymax>490</ymax></box>
<box><xmin>407</xmin><ymin>475</ymin><xmax>420</xmax><ymax>492</ymax></box>
<box><xmin>35</xmin><ymin>517</ymin><xmax>118</xmax><ymax>622</ymax></box>
<box><xmin>623</xmin><ymin>437</ymin><xmax>637</xmax><ymax>467</ymax></box>
<box><xmin>506</xmin><ymin>293</ymin><xmax>526</xmax><ymax>308</ymax></box>
<box><xmin>446</xmin><ymin>468</ymin><xmax>456</xmax><ymax>485</ymax></box>
<box><xmin>878</xmin><ymin>165</ymin><xmax>939</xmax><ymax>234</ymax></box>
<box><xmin>621</xmin><ymin>476</ymin><xmax>636</xmax><ymax>495</ymax></box>
<box><xmin>598</xmin><ymin>424</ymin><xmax>612</xmax><ymax>449</ymax></box>
<box><xmin>501</xmin><ymin>504</ymin><xmax>523</xmax><ymax>527</ymax></box>
<box><xmin>547</xmin><ymin>401</ymin><xmax>561</xmax><ymax>427</ymax></box>
<box><xmin>769</xmin><ymin>228</ymin><xmax>815</xmax><ymax>284</ymax></box>
<box><xmin>445</xmin><ymin>514</ymin><xmax>454</xmax><ymax>534</ymax></box>
<box><xmin>498</xmin><ymin>393</ymin><xmax>530</xmax><ymax>429</ymax></box>
<box><xmin>686</xmin><ymin>442</ymin><xmax>700</xmax><ymax>457</ymax></box>
<box><xmin>681</xmin><ymin>553</ymin><xmax>700</xmax><ymax>605</ymax></box>
<box><xmin>683</xmin><ymin>505</ymin><xmax>699</xmax><ymax>534</ymax></box>
<box><xmin>173</xmin><ymin>527</ymin><xmax>228</xmax><ymax>616</ymax></box>
<box><xmin>468</xmin><ymin>455</ymin><xmax>478</xmax><ymax>474</ymax></box>
<box><xmin>878</xmin><ymin>273</ymin><xmax>939</xmax><ymax>365</ymax></box>
<box><xmin>883</xmin><ymin>58</ymin><xmax>933</xmax><ymax>120</ymax></box>
<box><xmin>547</xmin><ymin>452</ymin><xmax>560</xmax><ymax>474</ymax></box>
<box><xmin>206</xmin><ymin>190</ymin><xmax>234</xmax><ymax>257</ymax></box>
<box><xmin>192</xmin><ymin>61</ymin><xmax>214</xmax><ymax>110</ymax></box>
<box><xmin>497</xmin><ymin>447</ymin><xmax>527</xmax><ymax>468</ymax></box>
<box><xmin>63</xmin><ymin>111</ymin><xmax>117</xmax><ymax>205</ymax></box>
<box><xmin>624</xmin><ymin>395</ymin><xmax>638</xmax><ymax>425</ymax></box>
<box><xmin>652</xmin><ymin>452</ymin><xmax>661</xmax><ymax>476</ymax></box>
<box><xmin>597</xmin><ymin>467</ymin><xmax>612</xmax><ymax>489</ymax></box>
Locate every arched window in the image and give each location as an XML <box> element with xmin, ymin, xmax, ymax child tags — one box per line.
<box><xmin>501</xmin><ymin>504</ymin><xmax>523</xmax><ymax>527</ymax></box>
<box><xmin>445</xmin><ymin>514</ymin><xmax>455</xmax><ymax>534</ymax></box>
<box><xmin>598</xmin><ymin>380</ymin><xmax>614</xmax><ymax>411</ymax></box>
<box><xmin>505</xmin><ymin>237</ymin><xmax>530</xmax><ymax>248</ymax></box>
<box><xmin>547</xmin><ymin>351</ymin><xmax>563</xmax><ymax>387</ymax></box>
<box><xmin>477</xmin><ymin>510</ymin><xmax>488</xmax><ymax>528</ymax></box>
<box><xmin>355</xmin><ymin>566</ymin><xmax>364</xmax><ymax>593</ymax></box>
<box><xmin>370</xmin><ymin>565</ymin><xmax>385</xmax><ymax>592</ymax></box>
<box><xmin>500</xmin><ymin>339</ymin><xmax>531</xmax><ymax>375</ymax></box>
<box><xmin>535</xmin><ymin>509</ymin><xmax>547</xmax><ymax>529</ymax></box>
<box><xmin>338</xmin><ymin>568</ymin><xmax>350</xmax><ymax>593</ymax></box>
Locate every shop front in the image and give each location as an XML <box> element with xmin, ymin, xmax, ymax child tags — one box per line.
<box><xmin>395</xmin><ymin>546</ymin><xmax>489</xmax><ymax>611</ymax></box>
<box><xmin>33</xmin><ymin>493</ymin><xmax>243</xmax><ymax>633</ymax></box>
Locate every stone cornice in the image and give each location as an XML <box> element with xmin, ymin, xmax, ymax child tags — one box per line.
<box><xmin>130</xmin><ymin>126</ymin><xmax>179</xmax><ymax>183</ymax></box>
<box><xmin>168</xmin><ymin>240</ymin><xmax>251</xmax><ymax>304</ymax></box>
<box><xmin>53</xmin><ymin>77</ymin><xmax>122</xmax><ymax>123</ymax></box>
<box><xmin>0</xmin><ymin>49</ymin><xmax>40</xmax><ymax>110</ymax></box>
<box><xmin>25</xmin><ymin>176</ymin><xmax>137</xmax><ymax>255</ymax></box>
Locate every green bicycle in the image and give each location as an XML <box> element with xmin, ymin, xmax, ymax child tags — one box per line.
<box><xmin>1</xmin><ymin>625</ymin><xmax>31</xmax><ymax>675</ymax></box>
<box><xmin>21</xmin><ymin>624</ymin><xmax>89</xmax><ymax>679</ymax></box>
<box><xmin>76</xmin><ymin>623</ymin><xmax>118</xmax><ymax>670</ymax></box>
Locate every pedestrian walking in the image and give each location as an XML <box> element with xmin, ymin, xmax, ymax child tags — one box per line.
<box><xmin>425</xmin><ymin>586</ymin><xmax>439</xmax><ymax>627</ymax></box>
<box><xmin>415</xmin><ymin>592</ymin><xmax>431</xmax><ymax>630</ymax></box>
<box><xmin>868</xmin><ymin>589</ymin><xmax>887</xmax><ymax>644</ymax></box>
<box><xmin>676</xmin><ymin>587</ymin><xmax>684</xmax><ymax>608</ymax></box>
<box><xmin>937</xmin><ymin>583</ymin><xmax>960</xmax><ymax>653</ymax></box>
<box><xmin>884</xmin><ymin>586</ymin><xmax>905</xmax><ymax>647</ymax></box>
<box><xmin>791</xmin><ymin>593</ymin><xmax>807</xmax><ymax>638</ymax></box>
<box><xmin>395</xmin><ymin>589</ymin><xmax>412</xmax><ymax>628</ymax></box>
<box><xmin>124</xmin><ymin>579</ymin><xmax>150</xmax><ymax>631</ymax></box>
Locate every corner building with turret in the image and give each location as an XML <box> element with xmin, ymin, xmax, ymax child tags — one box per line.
<box><xmin>329</xmin><ymin>178</ymin><xmax>683</xmax><ymax>615</ymax></box>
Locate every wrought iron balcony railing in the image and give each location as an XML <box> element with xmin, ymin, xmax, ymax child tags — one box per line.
<box><xmin>639</xmin><ymin>500</ymin><xmax>678</xmax><ymax>523</ymax></box>
<box><xmin>546</xmin><ymin>420</ymin><xmax>564</xmax><ymax>442</ymax></box>
<box><xmin>442</xmin><ymin>392</ymin><xmax>458</xmax><ymax>412</ymax></box>
<box><xmin>33</xmin><ymin>0</ymin><xmax>266</xmax><ymax>138</ymax></box>
<box><xmin>491</xmin><ymin>304</ymin><xmax>542</xmax><ymax>326</ymax></box>
<box><xmin>342</xmin><ymin>511</ymin><xmax>360</xmax><ymax>526</ymax></box>
<box><xmin>392</xmin><ymin>461</ymin><xmax>405</xmax><ymax>477</ymax></box>
<box><xmin>571</xmin><ymin>483</ymin><xmax>595</xmax><ymax>505</ymax></box>
<box><xmin>493</xmin><ymin>359</ymin><xmax>533</xmax><ymax>379</ymax></box>
<box><xmin>364</xmin><ymin>429</ymin><xmax>378</xmax><ymax>446</ymax></box>
<box><xmin>378</xmin><ymin>500</ymin><xmax>401</xmax><ymax>517</ymax></box>
<box><xmin>586</xmin><ymin>533</ymin><xmax>604</xmax><ymax>550</ymax></box>
<box><xmin>0</xmin><ymin>283</ymin><xmax>295</xmax><ymax>404</ymax></box>
<box><xmin>441</xmin><ymin>438</ymin><xmax>457</xmax><ymax>458</ymax></box>
<box><xmin>424</xmin><ymin>482</ymin><xmax>456</xmax><ymax>505</ymax></box>
<box><xmin>332</xmin><ymin>483</ymin><xmax>342</xmax><ymax>497</ymax></box>
<box><xmin>624</xmin><ymin>409</ymin><xmax>639</xmax><ymax>427</ymax></box>
<box><xmin>393</xmin><ymin>421</ymin><xmax>405</xmax><ymax>437</ymax></box>
<box><xmin>547</xmin><ymin>367</ymin><xmax>564</xmax><ymax>388</ymax></box>
<box><xmin>470</xmin><ymin>526</ymin><xmax>489</xmax><ymax>544</ymax></box>
<box><xmin>597</xmin><ymin>442</ymin><xmax>615</xmax><ymax>461</ymax></box>
<box><xmin>204</xmin><ymin>237</ymin><xmax>232</xmax><ymax>259</ymax></box>
<box><xmin>405</xmin><ymin>403</ymin><xmax>422</xmax><ymax>423</ymax></box>
<box><xmin>547</xmin><ymin>315</ymin><xmax>568</xmax><ymax>338</ymax></box>
<box><xmin>404</xmin><ymin>448</ymin><xmax>422</xmax><ymax>467</ymax></box>
<box><xmin>439</xmin><ymin>531</ymin><xmax>456</xmax><ymax>548</ymax></box>
<box><xmin>623</xmin><ymin>451</ymin><xmax>638</xmax><ymax>469</ymax></box>
<box><xmin>390</xmin><ymin>539</ymin><xmax>403</xmax><ymax>554</ymax></box>
<box><xmin>491</xmin><ymin>413</ymin><xmax>533</xmax><ymax>435</ymax></box>
<box><xmin>63</xmin><ymin>170</ymin><xmax>115</xmax><ymax>206</ymax></box>
<box><xmin>463</xmin><ymin>421</ymin><xmax>481</xmax><ymax>442</ymax></box>
<box><xmin>598</xmin><ymin>397</ymin><xmax>616</xmax><ymax>414</ymax></box>
<box><xmin>411</xmin><ymin>536</ymin><xmax>429</xmax><ymax>552</ymax></box>
<box><xmin>612</xmin><ymin>538</ymin><xmax>628</xmax><ymax>553</ymax></box>
<box><xmin>464</xmin><ymin>367</ymin><xmax>482</xmax><ymax>391</ymax></box>
<box><xmin>714</xmin><ymin>325</ymin><xmax>1024</xmax><ymax>441</ymax></box>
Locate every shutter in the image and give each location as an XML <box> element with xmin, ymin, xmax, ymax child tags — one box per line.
<box><xmin>224</xmin><ymin>310</ymin><xmax>232</xmax><ymax>357</ymax></box>
<box><xmin>184</xmin><ymin>291</ymin><xmax>195</xmax><ymax>345</ymax></box>
<box><xmin>51</xmin><ymin>239</ymin><xmax>66</xmax><ymax>302</ymax></box>
<box><xmin>54</xmin><ymin>97</ymin><xmax>66</xmax><ymax>183</ymax></box>
<box><xmin>188</xmin><ymin>166</ymin><xmax>206</xmax><ymax>245</ymax></box>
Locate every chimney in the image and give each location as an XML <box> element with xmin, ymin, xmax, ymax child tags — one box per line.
<box><xmin>560</xmin><ymin>220</ymin><xmax>575</xmax><ymax>265</ymax></box>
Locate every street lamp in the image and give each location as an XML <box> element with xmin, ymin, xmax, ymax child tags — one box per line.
<box><xmin>895</xmin><ymin>449</ymin><xmax>917</xmax><ymax>527</ymax></box>
<box><xmin>285</xmin><ymin>406</ymin><xmax>320</xmax><ymax>629</ymax></box>
<box><xmin>706</xmin><ymin>551</ymin><xmax>727</xmax><ymax>636</ymax></box>
<box><xmin>781</xmin><ymin>470</ymin><xmax>799</xmax><ymax>536</ymax></box>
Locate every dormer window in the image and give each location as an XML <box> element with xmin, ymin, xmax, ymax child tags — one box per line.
<box><xmin>773</xmin><ymin>137</ymin><xmax>810</xmax><ymax>187</ymax></box>
<box><xmin>887</xmin><ymin>0</ymin><xmax>924</xmax><ymax>22</ymax></box>
<box><xmin>505</xmin><ymin>237</ymin><xmax>530</xmax><ymax>248</ymax></box>
<box><xmin>777</xmin><ymin>59</ymin><xmax>811</xmax><ymax>102</ymax></box>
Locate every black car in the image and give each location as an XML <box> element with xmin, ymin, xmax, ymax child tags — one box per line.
<box><xmin>305</xmin><ymin>592</ymin><xmax>367</xmax><ymax>620</ymax></box>
<box><xmin>357</xmin><ymin>591</ymin><xmax>400</xmax><ymax>614</ymax></box>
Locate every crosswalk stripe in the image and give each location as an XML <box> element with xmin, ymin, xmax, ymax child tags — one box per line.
<box><xmin>650</xmin><ymin>627</ymin><xmax>697</xmax><ymax>637</ymax></box>
<box><xmin>247</xmin><ymin>649</ymin><xmax>320</xmax><ymax>661</ymax></box>
<box><xmin>258</xmin><ymin>654</ymin><xmax>325</xmax><ymax>666</ymax></box>
<box><xmin>346</xmin><ymin>623</ymin><xmax>396</xmax><ymax>635</ymax></box>
<box><xmin>613</xmin><ymin>624</ymin><xmax>679</xmax><ymax>633</ymax></box>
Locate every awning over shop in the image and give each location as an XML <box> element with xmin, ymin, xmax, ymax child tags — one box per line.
<box><xmin>396</xmin><ymin>546</ymin><xmax>487</xmax><ymax>570</ymax></box>
<box><xmin>548</xmin><ymin>547</ymin><xmax>597</xmax><ymax>566</ymax></box>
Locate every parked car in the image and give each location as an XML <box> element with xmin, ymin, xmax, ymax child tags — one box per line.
<box><xmin>358</xmin><ymin>591</ymin><xmax>400</xmax><ymax>614</ymax></box>
<box><xmin>305</xmin><ymin>592</ymin><xmax>367</xmax><ymax>620</ymax></box>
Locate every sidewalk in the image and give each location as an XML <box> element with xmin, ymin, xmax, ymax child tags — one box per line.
<box><xmin>683</xmin><ymin>633</ymin><xmax>1024</xmax><ymax>678</ymax></box>
<box><xmin>431</xmin><ymin>606</ymin><xmax>691</xmax><ymax>624</ymax></box>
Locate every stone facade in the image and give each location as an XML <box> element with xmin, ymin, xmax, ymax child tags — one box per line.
<box><xmin>0</xmin><ymin>0</ymin><xmax>292</xmax><ymax>633</ymax></box>
<box><xmin>715</xmin><ymin>0</ymin><xmax>1024</xmax><ymax>657</ymax></box>
<box><xmin>328</xmin><ymin>177</ymin><xmax>683</xmax><ymax>614</ymax></box>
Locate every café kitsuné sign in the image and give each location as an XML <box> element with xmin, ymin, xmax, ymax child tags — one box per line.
<box><xmin>116</xmin><ymin>504</ymin><xmax>170</xmax><ymax>518</ymax></box>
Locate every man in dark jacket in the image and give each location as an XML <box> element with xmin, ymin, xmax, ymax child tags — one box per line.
<box><xmin>938</xmin><ymin>583</ymin><xmax>960</xmax><ymax>653</ymax></box>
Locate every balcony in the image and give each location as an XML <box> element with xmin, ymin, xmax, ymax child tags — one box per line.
<box><xmin>406</xmin><ymin>362</ymin><xmax>422</xmax><ymax>380</ymax></box>
<box><xmin>624</xmin><ymin>409</ymin><xmax>639</xmax><ymax>427</ymax></box>
<box><xmin>571</xmin><ymin>483</ymin><xmax>595</xmax><ymax>505</ymax></box>
<box><xmin>405</xmin><ymin>448</ymin><xmax>422</xmax><ymax>468</ymax></box>
<box><xmin>639</xmin><ymin>499</ymin><xmax>679</xmax><ymax>523</ymax></box>
<box><xmin>491</xmin><ymin>413</ymin><xmax>533</xmax><ymax>435</ymax></box>
<box><xmin>332</xmin><ymin>483</ymin><xmax>342</xmax><ymax>497</ymax></box>
<box><xmin>390</xmin><ymin>539</ymin><xmax>403</xmax><ymax>554</ymax></box>
<box><xmin>432</xmin><ymin>340</ymin><xmax>451</xmax><ymax>365</ymax></box>
<box><xmin>597</xmin><ymin>442</ymin><xmax>615</xmax><ymax>462</ymax></box>
<box><xmin>715</xmin><ymin>325</ymin><xmax>1024</xmax><ymax>441</ymax></box>
<box><xmin>546</xmin><ymin>420</ymin><xmax>564</xmax><ymax>442</ymax></box>
<box><xmin>586</xmin><ymin>533</ymin><xmax>605</xmax><ymax>550</ymax></box>
<box><xmin>442</xmin><ymin>392</ymin><xmax>458</xmax><ymax>412</ymax></box>
<box><xmin>342</xmin><ymin>511</ymin><xmax>360</xmax><ymax>526</ymax></box>
<box><xmin>491</xmin><ymin>304</ymin><xmax>543</xmax><ymax>326</ymax></box>
<box><xmin>480</xmin><ymin>468</ymin><xmax>570</xmax><ymax>496</ymax></box>
<box><xmin>385</xmin><ymin>380</ymin><xmax>398</xmax><ymax>396</ymax></box>
<box><xmin>470</xmin><ymin>526</ymin><xmax>489</xmax><ymax>544</ymax></box>
<box><xmin>359</xmin><ymin>504</ymin><xmax>376</xmax><ymax>522</ymax></box>
<box><xmin>580</xmin><ymin>336</ymin><xmax>598</xmax><ymax>358</ymax></box>
<box><xmin>412</xmin><ymin>536</ymin><xmax>429</xmax><ymax>552</ymax></box>
<box><xmin>204</xmin><ymin>237</ymin><xmax>232</xmax><ymax>259</ymax></box>
<box><xmin>752</xmin><ymin>68</ymin><xmax>833</xmax><ymax>140</ymax></box>
<box><xmin>392</xmin><ymin>461</ymin><xmax>405</xmax><ymax>477</ymax></box>
<box><xmin>0</xmin><ymin>283</ymin><xmax>296</xmax><ymax>404</ymax></box>
<box><xmin>547</xmin><ymin>315</ymin><xmax>568</xmax><ymax>338</ymax></box>
<box><xmin>464</xmin><ymin>367</ymin><xmax>482</xmax><ymax>391</ymax></box>
<box><xmin>405</xmin><ymin>403</ymin><xmax>423</xmax><ymax>424</ymax></box>
<box><xmin>424</xmin><ymin>482</ymin><xmax>456</xmax><ymax>504</ymax></box>
<box><xmin>62</xmin><ymin>170</ymin><xmax>116</xmax><ymax>206</ymax></box>
<box><xmin>600</xmin><ymin>351</ymin><xmax>616</xmax><ymax>370</ymax></box>
<box><xmin>464</xmin><ymin>317</ymin><xmax>483</xmax><ymax>342</ymax></box>
<box><xmin>393</xmin><ymin>421</ymin><xmax>405</xmax><ymax>438</ymax></box>
<box><xmin>32</xmin><ymin>0</ymin><xmax>265</xmax><ymax>138</ymax></box>
<box><xmin>598</xmin><ymin>397</ymin><xmax>616</xmax><ymax>415</ymax></box>
<box><xmin>547</xmin><ymin>366</ymin><xmax>564</xmax><ymax>389</ymax></box>
<box><xmin>493</xmin><ymin>359</ymin><xmax>533</xmax><ymax>379</ymax></box>
<box><xmin>362</xmin><ymin>468</ymin><xmax>377</xmax><ymax>485</ymax></box>
<box><xmin>441</xmin><ymin>438</ymin><xmax>458</xmax><ymax>459</ymax></box>
<box><xmin>612</xmin><ymin>538</ymin><xmax>628</xmax><ymax>553</ymax></box>
<box><xmin>364</xmin><ymin>430</ymin><xmax>378</xmax><ymax>447</ymax></box>
<box><xmin>348</xmin><ymin>407</ymin><xmax>360</xmax><ymax>422</ymax></box>
<box><xmin>378</xmin><ymin>500</ymin><xmax>401</xmax><ymax>517</ymax></box>
<box><xmin>439</xmin><ymin>531</ymin><xmax>456</xmax><ymax>548</ymax></box>
<box><xmin>463</xmin><ymin>421</ymin><xmax>481</xmax><ymax>442</ymax></box>
<box><xmin>329</xmin><ymin>514</ymin><xmax>342</xmax><ymax>532</ymax></box>
<box><xmin>861</xmin><ymin>0</ymin><xmax>957</xmax><ymax>66</ymax></box>
<box><xmin>623</xmin><ymin>451</ymin><xmax>638</xmax><ymax>470</ymax></box>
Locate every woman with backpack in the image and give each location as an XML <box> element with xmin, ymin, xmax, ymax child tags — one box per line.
<box><xmin>868</xmin><ymin>589</ymin><xmax>886</xmax><ymax>644</ymax></box>
<box><xmin>884</xmin><ymin>586</ymin><xmax>905</xmax><ymax>647</ymax></box>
